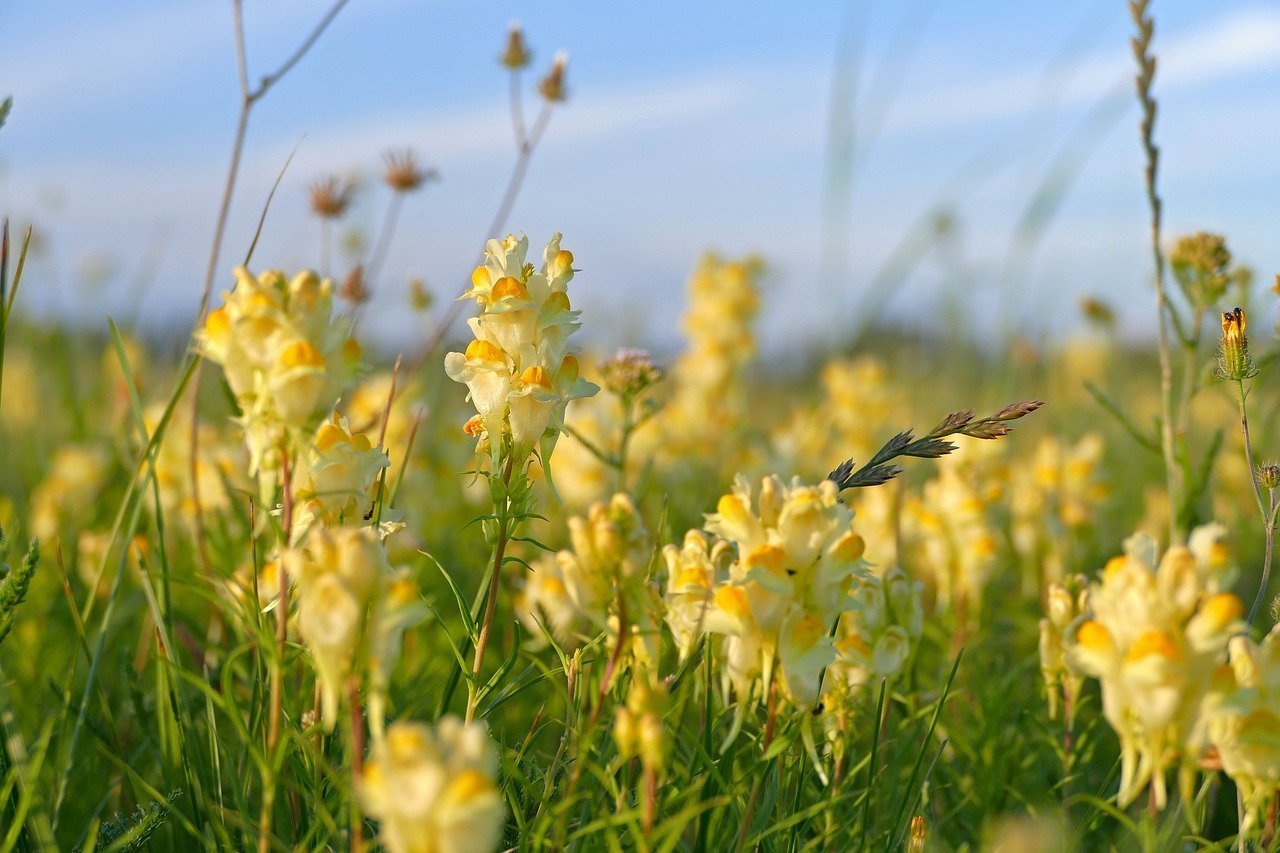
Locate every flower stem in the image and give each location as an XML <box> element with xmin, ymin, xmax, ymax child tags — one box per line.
<box><xmin>466</xmin><ymin>455</ymin><xmax>515</xmax><ymax>724</ymax></box>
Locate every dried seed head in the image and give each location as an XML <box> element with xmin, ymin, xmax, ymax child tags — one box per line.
<box><xmin>339</xmin><ymin>265</ymin><xmax>370</xmax><ymax>305</ymax></box>
<box><xmin>382</xmin><ymin>149</ymin><xmax>437</xmax><ymax>194</ymax></box>
<box><xmin>409</xmin><ymin>278</ymin><xmax>433</xmax><ymax>312</ymax></box>
<box><xmin>599</xmin><ymin>348</ymin><xmax>662</xmax><ymax>399</ymax></box>
<box><xmin>1079</xmin><ymin>295</ymin><xmax>1116</xmax><ymax>329</ymax></box>
<box><xmin>539</xmin><ymin>52</ymin><xmax>569</xmax><ymax>102</ymax></box>
<box><xmin>1219</xmin><ymin>306</ymin><xmax>1253</xmax><ymax>381</ymax></box>
<box><xmin>1260</xmin><ymin>462</ymin><xmax>1280</xmax><ymax>491</ymax></box>
<box><xmin>309</xmin><ymin>176</ymin><xmax>354</xmax><ymax>219</ymax></box>
<box><xmin>500</xmin><ymin>21</ymin><xmax>532</xmax><ymax>70</ymax></box>
<box><xmin>1171</xmin><ymin>231</ymin><xmax>1233</xmax><ymax>306</ymax></box>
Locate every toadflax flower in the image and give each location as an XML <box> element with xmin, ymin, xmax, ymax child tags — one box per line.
<box><xmin>1208</xmin><ymin>625</ymin><xmax>1280</xmax><ymax>833</ymax></box>
<box><xmin>1065</xmin><ymin>529</ymin><xmax>1245</xmax><ymax>809</ymax></box>
<box><xmin>554</xmin><ymin>493</ymin><xmax>661</xmax><ymax>672</ymax></box>
<box><xmin>444</xmin><ymin>233</ymin><xmax>597</xmax><ymax>466</ymax></box>
<box><xmin>284</xmin><ymin>525</ymin><xmax>422</xmax><ymax>731</ymax></box>
<box><xmin>197</xmin><ymin>267</ymin><xmax>362</xmax><ymax>492</ymax></box>
<box><xmin>700</xmin><ymin>475</ymin><xmax>869</xmax><ymax>709</ymax></box>
<box><xmin>359</xmin><ymin>717</ymin><xmax>505</xmax><ymax>853</ymax></box>
<box><xmin>663</xmin><ymin>529</ymin><xmax>732</xmax><ymax>661</ymax></box>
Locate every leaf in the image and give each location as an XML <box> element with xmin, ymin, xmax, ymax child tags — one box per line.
<box><xmin>0</xmin><ymin>97</ymin><xmax>11</xmax><ymax>133</ymax></box>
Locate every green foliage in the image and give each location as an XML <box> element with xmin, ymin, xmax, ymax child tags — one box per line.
<box><xmin>0</xmin><ymin>528</ymin><xmax>37</xmax><ymax>646</ymax></box>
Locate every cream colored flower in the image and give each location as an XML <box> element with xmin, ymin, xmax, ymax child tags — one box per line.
<box><xmin>1208</xmin><ymin>626</ymin><xmax>1280</xmax><ymax>833</ymax></box>
<box><xmin>554</xmin><ymin>493</ymin><xmax>660</xmax><ymax>672</ymax></box>
<box><xmin>701</xmin><ymin>475</ymin><xmax>868</xmax><ymax>708</ymax></box>
<box><xmin>662</xmin><ymin>529</ymin><xmax>731</xmax><ymax>660</ymax></box>
<box><xmin>515</xmin><ymin>552</ymin><xmax>586</xmax><ymax>649</ymax></box>
<box><xmin>614</xmin><ymin>678</ymin><xmax>668</xmax><ymax>775</ymax></box>
<box><xmin>286</xmin><ymin>522</ymin><xmax>394</xmax><ymax>727</ymax></box>
<box><xmin>29</xmin><ymin>444</ymin><xmax>110</xmax><ymax>541</ymax></box>
<box><xmin>444</xmin><ymin>233</ymin><xmax>597</xmax><ymax>463</ymax></box>
<box><xmin>291</xmin><ymin>413</ymin><xmax>389</xmax><ymax>537</ymax></box>
<box><xmin>359</xmin><ymin>717</ymin><xmax>504</xmax><ymax>853</ymax></box>
<box><xmin>1038</xmin><ymin>575</ymin><xmax>1088</xmax><ymax>722</ymax></box>
<box><xmin>197</xmin><ymin>267</ymin><xmax>362</xmax><ymax>488</ymax></box>
<box><xmin>1065</xmin><ymin>531</ymin><xmax>1245</xmax><ymax>809</ymax></box>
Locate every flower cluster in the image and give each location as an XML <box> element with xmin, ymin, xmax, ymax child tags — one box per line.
<box><xmin>1038</xmin><ymin>574</ymin><xmax>1088</xmax><ymax>723</ymax></box>
<box><xmin>359</xmin><ymin>718</ymin><xmax>505</xmax><ymax>853</ymax></box>
<box><xmin>522</xmin><ymin>493</ymin><xmax>660</xmax><ymax>671</ymax></box>
<box><xmin>908</xmin><ymin>461</ymin><xmax>1000</xmax><ymax>616</ymax></box>
<box><xmin>290</xmin><ymin>413</ymin><xmax>390</xmax><ymax>537</ymax></box>
<box><xmin>1011</xmin><ymin>434</ymin><xmax>1109</xmax><ymax>585</ymax></box>
<box><xmin>640</xmin><ymin>254</ymin><xmax>762</xmax><ymax>464</ymax></box>
<box><xmin>445</xmin><ymin>233</ymin><xmax>597</xmax><ymax>465</ymax></box>
<box><xmin>827</xmin><ymin>566</ymin><xmax>923</xmax><ymax>700</ymax></box>
<box><xmin>198</xmin><ymin>267</ymin><xmax>362</xmax><ymax>489</ymax></box>
<box><xmin>1208</xmin><ymin>626</ymin><xmax>1280</xmax><ymax>832</ymax></box>
<box><xmin>700</xmin><ymin>475</ymin><xmax>868</xmax><ymax>708</ymax></box>
<box><xmin>284</xmin><ymin>525</ymin><xmax>424</xmax><ymax>732</ymax></box>
<box><xmin>1065</xmin><ymin>529</ymin><xmax>1244</xmax><ymax>808</ymax></box>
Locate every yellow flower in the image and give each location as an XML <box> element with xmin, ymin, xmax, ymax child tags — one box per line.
<box><xmin>291</xmin><ymin>413</ymin><xmax>389</xmax><ymax>537</ymax></box>
<box><xmin>662</xmin><ymin>529</ymin><xmax>731</xmax><ymax>660</ymax></box>
<box><xmin>29</xmin><ymin>444</ymin><xmax>111</xmax><ymax>541</ymax></box>
<box><xmin>197</xmin><ymin>267</ymin><xmax>362</xmax><ymax>487</ymax></box>
<box><xmin>1209</xmin><ymin>627</ymin><xmax>1280</xmax><ymax>833</ymax></box>
<box><xmin>701</xmin><ymin>475</ymin><xmax>869</xmax><ymax>709</ymax></box>
<box><xmin>286</xmin><ymin>526</ymin><xmax>397</xmax><ymax>731</ymax></box>
<box><xmin>555</xmin><ymin>493</ymin><xmax>660</xmax><ymax>672</ymax></box>
<box><xmin>359</xmin><ymin>717</ymin><xmax>504</xmax><ymax>853</ymax></box>
<box><xmin>444</xmin><ymin>233</ymin><xmax>596</xmax><ymax>463</ymax></box>
<box><xmin>1064</xmin><ymin>531</ymin><xmax>1245</xmax><ymax>809</ymax></box>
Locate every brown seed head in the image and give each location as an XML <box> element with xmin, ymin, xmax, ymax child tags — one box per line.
<box><xmin>539</xmin><ymin>52</ymin><xmax>569</xmax><ymax>102</ymax></box>
<box><xmin>382</xmin><ymin>149</ymin><xmax>437</xmax><ymax>194</ymax></box>
<box><xmin>500</xmin><ymin>22</ymin><xmax>532</xmax><ymax>70</ymax></box>
<box><xmin>309</xmin><ymin>176</ymin><xmax>354</xmax><ymax>219</ymax></box>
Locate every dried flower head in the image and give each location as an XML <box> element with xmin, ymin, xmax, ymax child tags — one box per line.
<box><xmin>1260</xmin><ymin>462</ymin><xmax>1280</xmax><ymax>491</ymax></box>
<box><xmin>1079</xmin><ymin>295</ymin><xmax>1116</xmax><ymax>330</ymax></box>
<box><xmin>309</xmin><ymin>176</ymin><xmax>355</xmax><ymax>219</ymax></box>
<box><xmin>538</xmin><ymin>51</ymin><xmax>569</xmax><ymax>102</ymax></box>
<box><xmin>599</xmin><ymin>348</ymin><xmax>663</xmax><ymax>399</ymax></box>
<box><xmin>382</xmin><ymin>149</ymin><xmax>437</xmax><ymax>194</ymax></box>
<box><xmin>500</xmin><ymin>21</ymin><xmax>531</xmax><ymax>70</ymax></box>
<box><xmin>1171</xmin><ymin>231</ymin><xmax>1233</xmax><ymax>307</ymax></box>
<box><xmin>339</xmin><ymin>265</ymin><xmax>370</xmax><ymax>306</ymax></box>
<box><xmin>409</xmin><ymin>278</ymin><xmax>433</xmax><ymax>313</ymax></box>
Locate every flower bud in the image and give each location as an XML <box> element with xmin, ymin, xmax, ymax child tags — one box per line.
<box><xmin>1220</xmin><ymin>307</ymin><xmax>1253</xmax><ymax>381</ymax></box>
<box><xmin>538</xmin><ymin>52</ymin><xmax>569</xmax><ymax>102</ymax></box>
<box><xmin>1261</xmin><ymin>463</ymin><xmax>1280</xmax><ymax>491</ymax></box>
<box><xmin>500</xmin><ymin>22</ymin><xmax>531</xmax><ymax>69</ymax></box>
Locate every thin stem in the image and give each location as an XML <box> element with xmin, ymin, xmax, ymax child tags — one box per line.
<box><xmin>466</xmin><ymin>455</ymin><xmax>516</xmax><ymax>724</ymax></box>
<box><xmin>258</xmin><ymin>452</ymin><xmax>294</xmax><ymax>853</ymax></box>
<box><xmin>364</xmin><ymin>191</ymin><xmax>405</xmax><ymax>288</ymax></box>
<box><xmin>348</xmin><ymin>674</ymin><xmax>365</xmax><ymax>853</ymax></box>
<box><xmin>735</xmin><ymin>677</ymin><xmax>780</xmax><ymax>849</ymax></box>
<box><xmin>1131</xmin><ymin>0</ymin><xmax>1183</xmax><ymax>545</ymax></box>
<box><xmin>1250</xmin><ymin>489</ymin><xmax>1278</xmax><ymax>628</ymax></box>
<box><xmin>406</xmin><ymin>100</ymin><xmax>556</xmax><ymax>377</ymax></box>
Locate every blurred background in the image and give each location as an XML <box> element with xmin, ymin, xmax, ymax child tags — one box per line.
<box><xmin>1</xmin><ymin>0</ymin><xmax>1277</xmax><ymax>355</ymax></box>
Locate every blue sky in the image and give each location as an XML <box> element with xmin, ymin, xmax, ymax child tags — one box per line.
<box><xmin>1</xmin><ymin>1</ymin><xmax>1279</xmax><ymax>354</ymax></box>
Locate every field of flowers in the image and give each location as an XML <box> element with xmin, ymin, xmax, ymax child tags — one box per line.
<box><xmin>2</xmin><ymin>3</ymin><xmax>1280</xmax><ymax>851</ymax></box>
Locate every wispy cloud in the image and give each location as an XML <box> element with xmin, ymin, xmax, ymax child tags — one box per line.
<box><xmin>884</xmin><ymin>6</ymin><xmax>1280</xmax><ymax>134</ymax></box>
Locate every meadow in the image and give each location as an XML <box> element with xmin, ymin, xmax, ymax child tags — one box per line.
<box><xmin>2</xmin><ymin>3</ymin><xmax>1280</xmax><ymax>851</ymax></box>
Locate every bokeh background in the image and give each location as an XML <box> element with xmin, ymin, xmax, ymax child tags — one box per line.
<box><xmin>1</xmin><ymin>0</ymin><xmax>1277</xmax><ymax>353</ymax></box>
